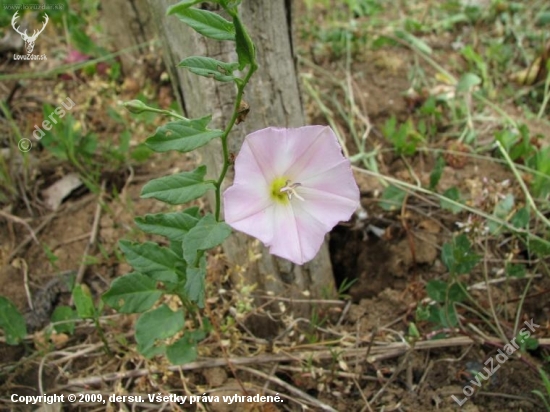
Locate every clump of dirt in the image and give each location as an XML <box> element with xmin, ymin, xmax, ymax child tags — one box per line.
<box><xmin>330</xmin><ymin>215</ymin><xmax>440</xmax><ymax>302</ymax></box>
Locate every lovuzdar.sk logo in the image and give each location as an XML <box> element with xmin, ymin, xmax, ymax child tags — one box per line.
<box><xmin>11</xmin><ymin>11</ymin><xmax>48</xmax><ymax>61</ymax></box>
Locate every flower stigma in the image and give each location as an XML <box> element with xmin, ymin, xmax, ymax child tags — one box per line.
<box><xmin>270</xmin><ymin>177</ymin><xmax>304</xmax><ymax>203</ymax></box>
<box><xmin>280</xmin><ymin>180</ymin><xmax>304</xmax><ymax>201</ymax></box>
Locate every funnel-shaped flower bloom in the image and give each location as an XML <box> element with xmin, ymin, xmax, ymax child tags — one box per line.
<box><xmin>224</xmin><ymin>126</ymin><xmax>359</xmax><ymax>265</ymax></box>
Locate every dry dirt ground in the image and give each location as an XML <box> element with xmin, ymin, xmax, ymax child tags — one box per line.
<box><xmin>1</xmin><ymin>2</ymin><xmax>549</xmax><ymax>412</ymax></box>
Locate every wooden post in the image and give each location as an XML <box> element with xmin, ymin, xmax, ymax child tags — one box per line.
<box><xmin>146</xmin><ymin>1</ymin><xmax>337</xmax><ymax>320</ymax></box>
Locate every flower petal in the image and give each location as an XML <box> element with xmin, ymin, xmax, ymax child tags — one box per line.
<box><xmin>244</xmin><ymin>127</ymin><xmax>289</xmax><ymax>180</ymax></box>
<box><xmin>294</xmin><ymin>187</ymin><xmax>358</xmax><ymax>231</ymax></box>
<box><xmin>300</xmin><ymin>158</ymin><xmax>360</xmax><ymax>204</ymax></box>
<box><xmin>268</xmin><ymin>203</ymin><xmax>327</xmax><ymax>265</ymax></box>
<box><xmin>233</xmin><ymin>134</ymin><xmax>274</xmax><ymax>187</ymax></box>
<box><xmin>284</xmin><ymin>126</ymin><xmax>348</xmax><ymax>181</ymax></box>
<box><xmin>245</xmin><ymin>126</ymin><xmax>332</xmax><ymax>179</ymax></box>
<box><xmin>223</xmin><ymin>184</ymin><xmax>274</xmax><ymax>244</ymax></box>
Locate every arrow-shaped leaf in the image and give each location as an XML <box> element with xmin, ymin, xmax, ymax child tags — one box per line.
<box><xmin>179</xmin><ymin>56</ymin><xmax>239</xmax><ymax>82</ymax></box>
<box><xmin>135</xmin><ymin>304</ymin><xmax>185</xmax><ymax>358</ymax></box>
<box><xmin>102</xmin><ymin>272</ymin><xmax>162</xmax><ymax>313</ymax></box>
<box><xmin>166</xmin><ymin>0</ymin><xmax>203</xmax><ymax>15</ymax></box>
<box><xmin>233</xmin><ymin>16</ymin><xmax>255</xmax><ymax>70</ymax></box>
<box><xmin>182</xmin><ymin>214</ymin><xmax>231</xmax><ymax>264</ymax></box>
<box><xmin>0</xmin><ymin>297</ymin><xmax>26</xmax><ymax>345</ymax></box>
<box><xmin>119</xmin><ymin>240</ymin><xmax>184</xmax><ymax>283</ymax></box>
<box><xmin>184</xmin><ymin>255</ymin><xmax>206</xmax><ymax>307</ymax></box>
<box><xmin>175</xmin><ymin>7</ymin><xmax>235</xmax><ymax>41</ymax></box>
<box><xmin>135</xmin><ymin>208</ymin><xmax>200</xmax><ymax>242</ymax></box>
<box><xmin>146</xmin><ymin>116</ymin><xmax>222</xmax><ymax>153</ymax></box>
<box><xmin>141</xmin><ymin>165</ymin><xmax>214</xmax><ymax>205</ymax></box>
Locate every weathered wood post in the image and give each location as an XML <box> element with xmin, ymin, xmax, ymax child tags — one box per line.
<box><xmin>145</xmin><ymin>1</ymin><xmax>337</xmax><ymax>320</ymax></box>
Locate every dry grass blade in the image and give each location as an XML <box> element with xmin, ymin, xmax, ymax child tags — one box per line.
<box><xmin>238</xmin><ymin>365</ymin><xmax>338</xmax><ymax>412</ymax></box>
<box><xmin>65</xmin><ymin>336</ymin><xmax>509</xmax><ymax>388</ymax></box>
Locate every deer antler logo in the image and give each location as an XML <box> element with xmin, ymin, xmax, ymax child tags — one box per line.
<box><xmin>11</xmin><ymin>11</ymin><xmax>49</xmax><ymax>54</ymax></box>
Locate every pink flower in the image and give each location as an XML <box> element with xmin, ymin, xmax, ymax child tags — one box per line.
<box><xmin>223</xmin><ymin>126</ymin><xmax>360</xmax><ymax>265</ymax></box>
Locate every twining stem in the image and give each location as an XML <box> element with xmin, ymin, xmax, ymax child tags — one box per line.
<box><xmin>214</xmin><ymin>64</ymin><xmax>258</xmax><ymax>221</ymax></box>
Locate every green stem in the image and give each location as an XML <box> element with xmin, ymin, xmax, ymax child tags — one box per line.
<box><xmin>93</xmin><ymin>317</ymin><xmax>112</xmax><ymax>356</ymax></box>
<box><xmin>496</xmin><ymin>140</ymin><xmax>550</xmax><ymax>228</ymax></box>
<box><xmin>214</xmin><ymin>63</ymin><xmax>258</xmax><ymax>221</ymax></box>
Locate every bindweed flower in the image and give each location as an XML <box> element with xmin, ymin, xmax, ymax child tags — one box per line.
<box><xmin>223</xmin><ymin>126</ymin><xmax>360</xmax><ymax>265</ymax></box>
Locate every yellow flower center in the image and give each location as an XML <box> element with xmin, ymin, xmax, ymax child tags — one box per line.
<box><xmin>270</xmin><ymin>177</ymin><xmax>304</xmax><ymax>204</ymax></box>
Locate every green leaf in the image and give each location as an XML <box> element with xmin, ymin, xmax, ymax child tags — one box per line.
<box><xmin>379</xmin><ymin>185</ymin><xmax>406</xmax><ymax>211</ymax></box>
<box><xmin>174</xmin><ymin>8</ymin><xmax>235</xmax><ymax>41</ymax></box>
<box><xmin>489</xmin><ymin>193</ymin><xmax>515</xmax><ymax>233</ymax></box>
<box><xmin>456</xmin><ymin>72</ymin><xmax>482</xmax><ymax>93</ymax></box>
<box><xmin>182</xmin><ymin>206</ymin><xmax>201</xmax><ymax>218</ymax></box>
<box><xmin>536</xmin><ymin>11</ymin><xmax>550</xmax><ymax>26</ymax></box>
<box><xmin>51</xmin><ymin>306</ymin><xmax>77</xmax><ymax>334</ymax></box>
<box><xmin>527</xmin><ymin>237</ymin><xmax>550</xmax><ymax>256</ymax></box>
<box><xmin>440</xmin><ymin>187</ymin><xmax>463</xmax><ymax>214</ymax></box>
<box><xmin>182</xmin><ymin>214</ymin><xmax>232</xmax><ymax>264</ymax></box>
<box><xmin>146</xmin><ymin>117</ymin><xmax>222</xmax><ymax>153</ymax></box>
<box><xmin>131</xmin><ymin>143</ymin><xmax>153</xmax><ymax>162</ymax></box>
<box><xmin>429</xmin><ymin>156</ymin><xmax>445</xmax><ymax>190</ymax></box>
<box><xmin>426</xmin><ymin>280</ymin><xmax>447</xmax><ymax>302</ymax></box>
<box><xmin>135</xmin><ymin>209</ymin><xmax>200</xmax><ymax>242</ymax></box>
<box><xmin>179</xmin><ymin>56</ymin><xmax>239</xmax><ymax>82</ymax></box>
<box><xmin>0</xmin><ymin>296</ymin><xmax>27</xmax><ymax>345</ymax></box>
<box><xmin>517</xmin><ymin>333</ymin><xmax>539</xmax><ymax>351</ymax></box>
<box><xmin>415</xmin><ymin>303</ymin><xmax>430</xmax><ymax>322</ymax></box>
<box><xmin>528</xmin><ymin>147</ymin><xmax>550</xmax><ymax>198</ymax></box>
<box><xmin>184</xmin><ymin>256</ymin><xmax>206</xmax><ymax>307</ymax></box>
<box><xmin>425</xmin><ymin>280</ymin><xmax>466</xmax><ymax>303</ymax></box>
<box><xmin>505</xmin><ymin>263</ymin><xmax>526</xmax><ymax>279</ymax></box>
<box><xmin>166</xmin><ymin>0</ymin><xmax>203</xmax><ymax>15</ymax></box>
<box><xmin>447</xmin><ymin>282</ymin><xmax>468</xmax><ymax>303</ymax></box>
<box><xmin>119</xmin><ymin>240</ymin><xmax>184</xmax><ymax>283</ymax></box>
<box><xmin>511</xmin><ymin>207</ymin><xmax>530</xmax><ymax>229</ymax></box>
<box><xmin>438</xmin><ymin>304</ymin><xmax>459</xmax><ymax>328</ymax></box>
<box><xmin>166</xmin><ymin>328</ymin><xmax>207</xmax><ymax>364</ymax></box>
<box><xmin>395</xmin><ymin>30</ymin><xmax>432</xmax><ymax>54</ymax></box>
<box><xmin>72</xmin><ymin>285</ymin><xmax>95</xmax><ymax>319</ymax></box>
<box><xmin>220</xmin><ymin>0</ymin><xmax>242</xmax><ymax>8</ymax></box>
<box><xmin>169</xmin><ymin>240</ymin><xmax>184</xmax><ymax>256</ymax></box>
<box><xmin>166</xmin><ymin>335</ymin><xmax>199</xmax><ymax>364</ymax></box>
<box><xmin>135</xmin><ymin>304</ymin><xmax>185</xmax><ymax>358</ymax></box>
<box><xmin>408</xmin><ymin>322</ymin><xmax>420</xmax><ymax>338</ymax></box>
<box><xmin>441</xmin><ymin>234</ymin><xmax>480</xmax><ymax>275</ymax></box>
<box><xmin>233</xmin><ymin>16</ymin><xmax>255</xmax><ymax>69</ymax></box>
<box><xmin>494</xmin><ymin>194</ymin><xmax>515</xmax><ymax>218</ymax></box>
<box><xmin>141</xmin><ymin>165</ymin><xmax>215</xmax><ymax>205</ymax></box>
<box><xmin>102</xmin><ymin>273</ymin><xmax>162</xmax><ymax>313</ymax></box>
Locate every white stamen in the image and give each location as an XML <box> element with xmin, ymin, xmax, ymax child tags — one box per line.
<box><xmin>280</xmin><ymin>180</ymin><xmax>304</xmax><ymax>201</ymax></box>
